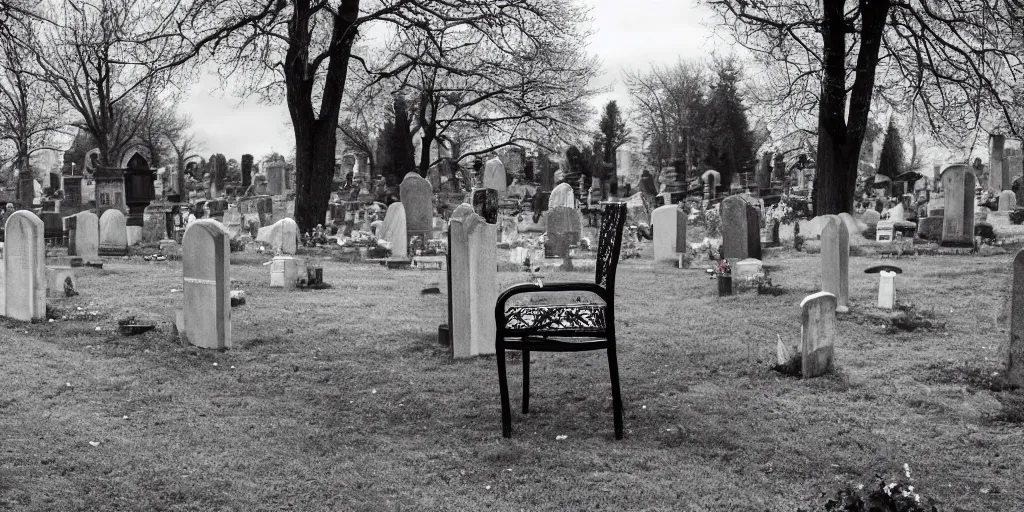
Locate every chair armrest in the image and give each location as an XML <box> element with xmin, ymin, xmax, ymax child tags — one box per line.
<box><xmin>495</xmin><ymin>282</ymin><xmax>611</xmax><ymax>317</ymax></box>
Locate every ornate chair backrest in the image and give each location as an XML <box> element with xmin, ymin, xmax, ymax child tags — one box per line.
<box><xmin>594</xmin><ymin>202</ymin><xmax>627</xmax><ymax>296</ymax></box>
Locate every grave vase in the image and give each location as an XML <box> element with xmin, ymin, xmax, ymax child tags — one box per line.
<box><xmin>717</xmin><ymin>275</ymin><xmax>732</xmax><ymax>296</ymax></box>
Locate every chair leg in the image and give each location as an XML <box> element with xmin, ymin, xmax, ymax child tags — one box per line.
<box><xmin>497</xmin><ymin>347</ymin><xmax>512</xmax><ymax>438</ymax></box>
<box><xmin>522</xmin><ymin>350</ymin><xmax>530</xmax><ymax>414</ymax></box>
<box><xmin>607</xmin><ymin>344</ymin><xmax>623</xmax><ymax>440</ymax></box>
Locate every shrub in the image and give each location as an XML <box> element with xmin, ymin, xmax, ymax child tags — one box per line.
<box><xmin>1010</xmin><ymin>208</ymin><xmax>1024</xmax><ymax>225</ymax></box>
<box><xmin>803</xmin><ymin>465</ymin><xmax>937</xmax><ymax>512</ymax></box>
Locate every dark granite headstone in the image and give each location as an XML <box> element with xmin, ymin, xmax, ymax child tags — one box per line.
<box><xmin>721</xmin><ymin>195</ymin><xmax>762</xmax><ymax>260</ymax></box>
<box><xmin>544</xmin><ymin>206</ymin><xmax>581</xmax><ymax>258</ymax></box>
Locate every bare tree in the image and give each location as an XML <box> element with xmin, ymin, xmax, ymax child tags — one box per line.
<box><xmin>624</xmin><ymin>59</ymin><xmax>708</xmax><ymax>182</ymax></box>
<box><xmin>31</xmin><ymin>0</ymin><xmax>190</xmax><ymax>169</ymax></box>
<box><xmin>179</xmin><ymin>0</ymin><xmax>598</xmax><ymax>231</ymax></box>
<box><xmin>0</xmin><ymin>17</ymin><xmax>66</xmax><ymax>185</ymax></box>
<box><xmin>707</xmin><ymin>0</ymin><xmax>1024</xmax><ymax>214</ymax></box>
<box><xmin>358</xmin><ymin>11</ymin><xmax>600</xmax><ymax>176</ymax></box>
<box><xmin>163</xmin><ymin>113</ymin><xmax>202</xmax><ymax>198</ymax></box>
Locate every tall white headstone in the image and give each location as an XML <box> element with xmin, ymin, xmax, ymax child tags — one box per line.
<box><xmin>179</xmin><ymin>220</ymin><xmax>231</xmax><ymax>349</ymax></box>
<box><xmin>448</xmin><ymin>209</ymin><xmax>497</xmax><ymax>358</ymax></box>
<box><xmin>651</xmin><ymin>205</ymin><xmax>686</xmax><ymax>263</ymax></box>
<box><xmin>380</xmin><ymin>202</ymin><xmax>408</xmax><ymax>258</ymax></box>
<box><xmin>3</xmin><ymin>211</ymin><xmax>46</xmax><ymax>321</ymax></box>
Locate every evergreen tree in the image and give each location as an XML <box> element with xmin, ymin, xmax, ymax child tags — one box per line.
<box><xmin>877</xmin><ymin>119</ymin><xmax>905</xmax><ymax>180</ymax></box>
<box><xmin>383</xmin><ymin>96</ymin><xmax>416</xmax><ymax>186</ymax></box>
<box><xmin>701</xmin><ymin>58</ymin><xmax>755</xmax><ymax>187</ymax></box>
<box><xmin>598</xmin><ymin>100</ymin><xmax>631</xmax><ymax>196</ymax></box>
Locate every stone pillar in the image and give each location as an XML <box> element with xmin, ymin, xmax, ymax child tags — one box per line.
<box><xmin>990</xmin><ymin>134</ymin><xmax>1008</xmax><ymax>191</ymax></box>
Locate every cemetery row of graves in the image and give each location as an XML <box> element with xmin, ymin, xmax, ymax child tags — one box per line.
<box><xmin>1</xmin><ymin>156</ymin><xmax>1024</xmax><ymax>509</ymax></box>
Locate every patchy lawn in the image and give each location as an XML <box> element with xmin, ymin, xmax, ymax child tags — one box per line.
<box><xmin>1</xmin><ymin>244</ymin><xmax>1022</xmax><ymax>511</ymax></box>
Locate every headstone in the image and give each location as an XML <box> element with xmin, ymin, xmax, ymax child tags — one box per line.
<box><xmin>70</xmin><ymin>211</ymin><xmax>99</xmax><ymax>260</ymax></box>
<box><xmin>545</xmin><ymin>206</ymin><xmax>582</xmax><ymax>258</ymax></box>
<box><xmin>255</xmin><ymin>217</ymin><xmax>298</xmax><ymax>254</ymax></box>
<box><xmin>721</xmin><ymin>195</ymin><xmax>762</xmax><ymax>261</ymax></box>
<box><xmin>142</xmin><ymin>203</ymin><xmax>172</xmax><ymax>243</ymax></box>
<box><xmin>651</xmin><ymin>205</ymin><xmax>686</xmax><ymax>263</ymax></box>
<box><xmin>126</xmin><ymin>226</ymin><xmax>142</xmax><ymax>246</ymax></box>
<box><xmin>178</xmin><ymin>220</ymin><xmax>231</xmax><ymax>349</ymax></box>
<box><xmin>837</xmin><ymin>212</ymin><xmax>867</xmax><ymax>242</ymax></box>
<box><xmin>875</xmin><ymin>220</ymin><xmax>894</xmax><ymax>242</ymax></box>
<box><xmin>734</xmin><ymin>258</ymin><xmax>763</xmax><ymax>280</ymax></box>
<box><xmin>223</xmin><ymin>206</ymin><xmax>242</xmax><ymax>239</ymax></box>
<box><xmin>98</xmin><ymin>209</ymin><xmax>129</xmax><ymax>256</ymax></box>
<box><xmin>40</xmin><ymin>212</ymin><xmax>63</xmax><ymax>239</ymax></box>
<box><xmin>1008</xmin><ymin>250</ymin><xmax>1024</xmax><ymax>387</ymax></box>
<box><xmin>380</xmin><ymin>202</ymin><xmax>408</xmax><ymax>258</ymax></box>
<box><xmin>470</xmin><ymin>189</ymin><xmax>499</xmax><ymax>225</ymax></box>
<box><xmin>999</xmin><ymin>190</ymin><xmax>1016</xmax><ymax>211</ymax></box>
<box><xmin>448</xmin><ymin>210</ymin><xmax>498</xmax><ymax>358</ymax></box>
<box><xmin>270</xmin><ymin>255</ymin><xmax>300</xmax><ymax>288</ymax></box>
<box><xmin>888</xmin><ymin>203</ymin><xmax>906</xmax><ymax>222</ymax></box>
<box><xmin>94</xmin><ymin>168</ymin><xmax>127</xmax><ymax>216</ymax></box>
<box><xmin>878</xmin><ymin>270</ymin><xmax>896</xmax><ymax>310</ymax></box>
<box><xmin>482</xmin><ymin>157</ymin><xmax>507</xmax><ymax>198</ymax></box>
<box><xmin>800</xmin><ymin>291</ymin><xmax>836</xmax><ymax>378</ymax></box>
<box><xmin>400</xmin><ymin>173</ymin><xmax>434</xmax><ymax>243</ymax></box>
<box><xmin>941</xmin><ymin>164</ymin><xmax>976</xmax><ymax>246</ymax></box>
<box><xmin>916</xmin><ymin>217</ymin><xmax>943</xmax><ymax>241</ymax></box>
<box><xmin>548</xmin><ymin>182</ymin><xmax>575</xmax><ymax>208</ymax></box>
<box><xmin>3</xmin><ymin>211</ymin><xmax>46</xmax><ymax>321</ymax></box>
<box><xmin>859</xmin><ymin>209</ymin><xmax>881</xmax><ymax>227</ymax></box>
<box><xmin>820</xmin><ymin>215</ymin><xmax>849</xmax><ymax>312</ymax></box>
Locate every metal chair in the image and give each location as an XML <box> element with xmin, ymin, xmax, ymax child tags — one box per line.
<box><xmin>494</xmin><ymin>201</ymin><xmax>628</xmax><ymax>439</ymax></box>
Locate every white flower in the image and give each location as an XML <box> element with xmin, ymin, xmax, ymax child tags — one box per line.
<box><xmin>904</xmin><ymin>463</ymin><xmax>912</xmax><ymax>479</ymax></box>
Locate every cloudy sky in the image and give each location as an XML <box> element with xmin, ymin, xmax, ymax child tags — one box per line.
<box><xmin>178</xmin><ymin>0</ymin><xmax>719</xmax><ymax>161</ymax></box>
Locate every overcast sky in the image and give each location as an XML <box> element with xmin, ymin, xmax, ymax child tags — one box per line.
<box><xmin>178</xmin><ymin>0</ymin><xmax>718</xmax><ymax>161</ymax></box>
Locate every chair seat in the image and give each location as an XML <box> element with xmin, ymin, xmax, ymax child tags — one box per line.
<box><xmin>504</xmin><ymin>303</ymin><xmax>607</xmax><ymax>334</ymax></box>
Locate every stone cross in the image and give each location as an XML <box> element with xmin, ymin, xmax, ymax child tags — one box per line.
<box><xmin>940</xmin><ymin>164</ymin><xmax>976</xmax><ymax>246</ymax></box>
<box><xmin>800</xmin><ymin>291</ymin><xmax>837</xmax><ymax>378</ymax></box>
<box><xmin>448</xmin><ymin>207</ymin><xmax>497</xmax><ymax>358</ymax></box>
<box><xmin>721</xmin><ymin>195</ymin><xmax>762</xmax><ymax>261</ymax></box>
<box><xmin>820</xmin><ymin>215</ymin><xmax>849</xmax><ymax>312</ymax></box>
<box><xmin>651</xmin><ymin>204</ymin><xmax>686</xmax><ymax>264</ymax></box>
<box><xmin>3</xmin><ymin>211</ymin><xmax>46</xmax><ymax>321</ymax></box>
<box><xmin>179</xmin><ymin>219</ymin><xmax>231</xmax><ymax>349</ymax></box>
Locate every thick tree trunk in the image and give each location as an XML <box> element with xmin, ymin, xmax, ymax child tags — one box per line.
<box><xmin>293</xmin><ymin>126</ymin><xmax>336</xmax><ymax>231</ymax></box>
<box><xmin>814</xmin><ymin>0</ymin><xmax>889</xmax><ymax>215</ymax></box>
<box><xmin>285</xmin><ymin>0</ymin><xmax>358</xmax><ymax>232</ymax></box>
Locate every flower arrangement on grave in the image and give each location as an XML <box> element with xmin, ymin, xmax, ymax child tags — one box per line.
<box><xmin>816</xmin><ymin>464</ymin><xmax>937</xmax><ymax>512</ymax></box>
<box><xmin>693</xmin><ymin>206</ymin><xmax>722</xmax><ymax>238</ymax></box>
<box><xmin>714</xmin><ymin>258</ymin><xmax>730</xmax><ymax>277</ymax></box>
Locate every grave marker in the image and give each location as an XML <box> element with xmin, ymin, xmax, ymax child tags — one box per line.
<box><xmin>3</xmin><ymin>211</ymin><xmax>46</xmax><ymax>321</ymax></box>
<box><xmin>482</xmin><ymin>157</ymin><xmax>507</xmax><ymax>197</ymax></box>
<box><xmin>400</xmin><ymin>172</ymin><xmax>434</xmax><ymax>243</ymax></box>
<box><xmin>801</xmin><ymin>291</ymin><xmax>837</xmax><ymax>378</ymax></box>
<box><xmin>999</xmin><ymin>190</ymin><xmax>1016</xmax><ymax>212</ymax></box>
<box><xmin>71</xmin><ymin>211</ymin><xmax>99</xmax><ymax>260</ymax></box>
<box><xmin>941</xmin><ymin>164</ymin><xmax>976</xmax><ymax>246</ymax></box>
<box><xmin>548</xmin><ymin>182</ymin><xmax>575</xmax><ymax>209</ymax></box>
<box><xmin>179</xmin><ymin>220</ymin><xmax>231</xmax><ymax>349</ymax></box>
<box><xmin>448</xmin><ymin>209</ymin><xmax>497</xmax><ymax>358</ymax></box>
<box><xmin>1009</xmin><ymin>250</ymin><xmax>1024</xmax><ymax>387</ymax></box>
<box><xmin>651</xmin><ymin>205</ymin><xmax>686</xmax><ymax>263</ymax></box>
<box><xmin>380</xmin><ymin>202</ymin><xmax>408</xmax><ymax>258</ymax></box>
<box><xmin>545</xmin><ymin>206</ymin><xmax>581</xmax><ymax>258</ymax></box>
<box><xmin>98</xmin><ymin>209</ymin><xmax>129</xmax><ymax>256</ymax></box>
<box><xmin>820</xmin><ymin>215</ymin><xmax>849</xmax><ymax>312</ymax></box>
<box><xmin>721</xmin><ymin>195</ymin><xmax>762</xmax><ymax>261</ymax></box>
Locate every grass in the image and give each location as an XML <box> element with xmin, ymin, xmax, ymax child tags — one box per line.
<box><xmin>2</xmin><ymin>243</ymin><xmax>1024</xmax><ymax>511</ymax></box>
